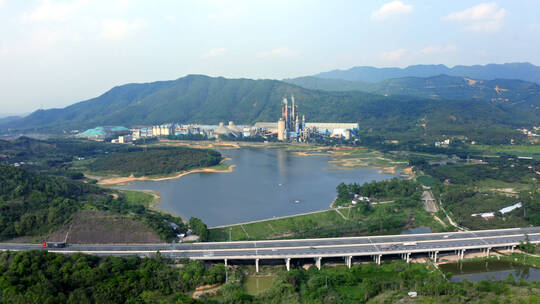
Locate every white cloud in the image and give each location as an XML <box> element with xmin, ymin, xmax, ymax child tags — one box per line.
<box><xmin>420</xmin><ymin>44</ymin><xmax>457</xmax><ymax>55</ymax></box>
<box><xmin>202</xmin><ymin>48</ymin><xmax>227</xmax><ymax>58</ymax></box>
<box><xmin>21</xmin><ymin>0</ymin><xmax>89</xmax><ymax>23</ymax></box>
<box><xmin>443</xmin><ymin>2</ymin><xmax>507</xmax><ymax>32</ymax></box>
<box><xmin>380</xmin><ymin>48</ymin><xmax>407</xmax><ymax>61</ymax></box>
<box><xmin>257</xmin><ymin>47</ymin><xmax>299</xmax><ymax>58</ymax></box>
<box><xmin>99</xmin><ymin>19</ymin><xmax>148</xmax><ymax>41</ymax></box>
<box><xmin>372</xmin><ymin>1</ymin><xmax>413</xmax><ymax>20</ymax></box>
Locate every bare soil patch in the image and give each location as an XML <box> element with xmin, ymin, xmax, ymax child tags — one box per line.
<box><xmin>96</xmin><ymin>164</ymin><xmax>235</xmax><ymax>185</ymax></box>
<box><xmin>47</xmin><ymin>210</ymin><xmax>163</xmax><ymax>243</ymax></box>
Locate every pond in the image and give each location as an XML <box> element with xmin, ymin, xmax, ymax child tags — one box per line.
<box><xmin>439</xmin><ymin>260</ymin><xmax>540</xmax><ymax>282</ymax></box>
<box><xmin>243</xmin><ymin>276</ymin><xmax>275</xmax><ymax>295</ymax></box>
<box><xmin>118</xmin><ymin>148</ymin><xmax>394</xmax><ymax>227</ymax></box>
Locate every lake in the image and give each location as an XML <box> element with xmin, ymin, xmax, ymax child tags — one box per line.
<box><xmin>119</xmin><ymin>148</ymin><xmax>394</xmax><ymax>227</ymax></box>
<box><xmin>439</xmin><ymin>260</ymin><xmax>540</xmax><ymax>282</ymax></box>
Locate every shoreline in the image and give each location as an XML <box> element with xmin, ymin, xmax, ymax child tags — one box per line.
<box><xmin>159</xmin><ymin>139</ymin><xmax>411</xmax><ymax>178</ymax></box>
<box><xmin>96</xmin><ymin>164</ymin><xmax>235</xmax><ymax>186</ymax></box>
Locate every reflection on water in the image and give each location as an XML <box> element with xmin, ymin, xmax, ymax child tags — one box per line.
<box><xmin>440</xmin><ymin>260</ymin><xmax>540</xmax><ymax>282</ymax></box>
<box><xmin>243</xmin><ymin>276</ymin><xmax>275</xmax><ymax>295</ymax></box>
<box><xmin>118</xmin><ymin>148</ymin><xmax>394</xmax><ymax>226</ymax></box>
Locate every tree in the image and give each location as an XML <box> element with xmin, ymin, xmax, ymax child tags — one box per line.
<box><xmin>519</xmin><ymin>234</ymin><xmax>536</xmax><ymax>254</ymax></box>
<box><xmin>189</xmin><ymin>217</ymin><xmax>209</xmax><ymax>241</ymax></box>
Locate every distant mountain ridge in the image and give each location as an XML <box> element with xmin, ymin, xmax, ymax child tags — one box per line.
<box><xmin>314</xmin><ymin>62</ymin><xmax>540</xmax><ymax>84</ymax></box>
<box><xmin>0</xmin><ymin>116</ymin><xmax>22</xmax><ymax>125</ymax></box>
<box><xmin>284</xmin><ymin>75</ymin><xmax>540</xmax><ymax>113</ymax></box>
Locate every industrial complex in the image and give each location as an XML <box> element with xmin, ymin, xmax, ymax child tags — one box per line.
<box><xmin>76</xmin><ymin>95</ymin><xmax>359</xmax><ymax>143</ymax></box>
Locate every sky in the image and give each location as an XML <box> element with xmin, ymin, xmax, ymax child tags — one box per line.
<box><xmin>1</xmin><ymin>0</ymin><xmax>540</xmax><ymax>114</ymax></box>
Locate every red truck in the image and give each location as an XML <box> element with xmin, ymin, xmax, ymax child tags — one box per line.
<box><xmin>42</xmin><ymin>242</ymin><xmax>66</xmax><ymax>248</ymax></box>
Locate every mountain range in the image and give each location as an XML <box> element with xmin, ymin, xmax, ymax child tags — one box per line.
<box><xmin>314</xmin><ymin>62</ymin><xmax>540</xmax><ymax>84</ymax></box>
<box><xmin>284</xmin><ymin>75</ymin><xmax>540</xmax><ymax>113</ymax></box>
<box><xmin>1</xmin><ymin>63</ymin><xmax>539</xmax><ymax>145</ymax></box>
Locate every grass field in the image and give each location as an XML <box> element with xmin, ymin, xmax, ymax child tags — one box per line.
<box><xmin>470</xmin><ymin>144</ymin><xmax>540</xmax><ymax>157</ymax></box>
<box><xmin>209</xmin><ymin>201</ymin><xmax>448</xmax><ymax>241</ymax></box>
<box><xmin>474</xmin><ymin>179</ymin><xmax>534</xmax><ymax>193</ymax></box>
<box><xmin>121</xmin><ymin>189</ymin><xmax>157</xmax><ymax>208</ymax></box>
<box><xmin>209</xmin><ymin>210</ymin><xmax>346</xmax><ymax>241</ymax></box>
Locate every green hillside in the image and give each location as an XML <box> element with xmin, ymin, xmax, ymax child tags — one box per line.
<box><xmin>1</xmin><ymin>75</ymin><xmax>538</xmax><ymax>145</ymax></box>
<box><xmin>285</xmin><ymin>75</ymin><xmax>540</xmax><ymax>113</ymax></box>
<box><xmin>0</xmin><ymin>164</ymin><xmax>187</xmax><ymax>241</ymax></box>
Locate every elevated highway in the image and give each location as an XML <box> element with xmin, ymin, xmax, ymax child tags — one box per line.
<box><xmin>1</xmin><ymin>227</ymin><xmax>539</xmax><ymax>271</ymax></box>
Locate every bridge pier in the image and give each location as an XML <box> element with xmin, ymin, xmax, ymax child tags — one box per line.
<box><xmin>224</xmin><ymin>259</ymin><xmax>228</xmax><ymax>267</ymax></box>
<box><xmin>256</xmin><ymin>258</ymin><xmax>259</xmax><ymax>273</ymax></box>
<box><xmin>406</xmin><ymin>252</ymin><xmax>410</xmax><ymax>263</ymax></box>
<box><xmin>285</xmin><ymin>258</ymin><xmax>291</xmax><ymax>271</ymax></box>
<box><xmin>344</xmin><ymin>256</ymin><xmax>352</xmax><ymax>268</ymax></box>
<box><xmin>315</xmin><ymin>257</ymin><xmax>321</xmax><ymax>270</ymax></box>
<box><xmin>377</xmin><ymin>254</ymin><xmax>382</xmax><ymax>265</ymax></box>
<box><xmin>428</xmin><ymin>251</ymin><xmax>438</xmax><ymax>262</ymax></box>
<box><xmin>511</xmin><ymin>245</ymin><xmax>515</xmax><ymax>253</ymax></box>
<box><xmin>460</xmin><ymin>249</ymin><xmax>465</xmax><ymax>260</ymax></box>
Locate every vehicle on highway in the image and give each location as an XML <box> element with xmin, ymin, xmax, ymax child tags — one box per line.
<box><xmin>42</xmin><ymin>242</ymin><xmax>66</xmax><ymax>248</ymax></box>
<box><xmin>402</xmin><ymin>242</ymin><xmax>417</xmax><ymax>246</ymax></box>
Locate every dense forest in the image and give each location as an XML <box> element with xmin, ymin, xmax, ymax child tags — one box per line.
<box><xmin>334</xmin><ymin>178</ymin><xmax>421</xmax><ymax>207</ymax></box>
<box><xmin>0</xmin><ymin>137</ymin><xmax>222</xmax><ymax>178</ymax></box>
<box><xmin>1</xmin><ymin>250</ymin><xmax>539</xmax><ymax>303</ymax></box>
<box><xmin>89</xmin><ymin>147</ymin><xmax>222</xmax><ymax>176</ymax></box>
<box><xmin>0</xmin><ymin>164</ymin><xmax>186</xmax><ymax>241</ymax></box>
<box><xmin>0</xmin><ymin>251</ymin><xmax>225</xmax><ymax>303</ymax></box>
<box><xmin>0</xmin><ymin>137</ymin><xmax>137</xmax><ymax>178</ymax></box>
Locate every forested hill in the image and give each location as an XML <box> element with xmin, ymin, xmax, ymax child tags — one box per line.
<box><xmin>0</xmin><ymin>164</ymin><xmax>105</xmax><ymax>240</ymax></box>
<box><xmin>0</xmin><ymin>164</ymin><xmax>187</xmax><ymax>242</ymax></box>
<box><xmin>285</xmin><ymin>75</ymin><xmax>540</xmax><ymax>114</ymax></box>
<box><xmin>1</xmin><ymin>75</ymin><xmax>539</xmax><ymax>135</ymax></box>
<box><xmin>314</xmin><ymin>62</ymin><xmax>540</xmax><ymax>84</ymax></box>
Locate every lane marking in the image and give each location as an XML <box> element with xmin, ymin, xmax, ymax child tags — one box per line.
<box><xmin>66</xmin><ymin>232</ymin><xmax>540</xmax><ymax>253</ymax></box>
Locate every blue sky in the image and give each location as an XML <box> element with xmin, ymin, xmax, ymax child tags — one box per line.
<box><xmin>1</xmin><ymin>0</ymin><xmax>539</xmax><ymax>114</ymax></box>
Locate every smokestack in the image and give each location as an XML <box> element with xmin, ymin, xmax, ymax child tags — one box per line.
<box><xmin>291</xmin><ymin>95</ymin><xmax>295</xmax><ymax>123</ymax></box>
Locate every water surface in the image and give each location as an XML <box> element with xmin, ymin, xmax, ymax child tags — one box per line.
<box><xmin>243</xmin><ymin>276</ymin><xmax>275</xmax><ymax>295</ymax></box>
<box><xmin>439</xmin><ymin>260</ymin><xmax>540</xmax><ymax>282</ymax></box>
<box><xmin>119</xmin><ymin>148</ymin><xmax>393</xmax><ymax>226</ymax></box>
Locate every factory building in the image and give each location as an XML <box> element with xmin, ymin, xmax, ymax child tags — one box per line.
<box><xmin>276</xmin><ymin>95</ymin><xmax>307</xmax><ymax>141</ymax></box>
<box><xmin>213</xmin><ymin>121</ymin><xmax>242</xmax><ymax>137</ymax></box>
<box><xmin>152</xmin><ymin>124</ymin><xmax>174</xmax><ymax>137</ymax></box>
<box><xmin>255</xmin><ymin>95</ymin><xmax>359</xmax><ymax>141</ymax></box>
<box><xmin>76</xmin><ymin>126</ymin><xmax>130</xmax><ymax>140</ymax></box>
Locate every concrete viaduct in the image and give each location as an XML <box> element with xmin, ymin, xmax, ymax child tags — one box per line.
<box><xmin>1</xmin><ymin>227</ymin><xmax>539</xmax><ymax>272</ymax></box>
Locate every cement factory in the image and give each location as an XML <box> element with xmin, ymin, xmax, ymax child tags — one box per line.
<box><xmin>77</xmin><ymin>95</ymin><xmax>359</xmax><ymax>143</ymax></box>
